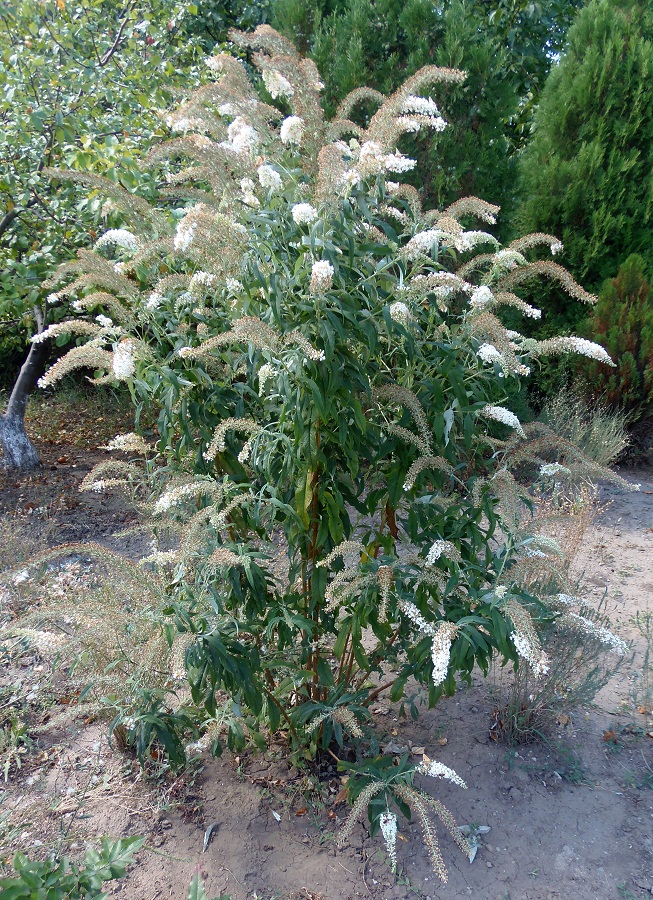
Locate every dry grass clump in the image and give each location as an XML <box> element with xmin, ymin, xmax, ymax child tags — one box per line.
<box><xmin>629</xmin><ymin>609</ymin><xmax>653</xmax><ymax>717</ymax></box>
<box><xmin>0</xmin><ymin>542</ymin><xmax>189</xmax><ymax>740</ymax></box>
<box><xmin>539</xmin><ymin>387</ymin><xmax>629</xmax><ymax>468</ymax></box>
<box><xmin>493</xmin><ymin>487</ymin><xmax>625</xmax><ymax>744</ymax></box>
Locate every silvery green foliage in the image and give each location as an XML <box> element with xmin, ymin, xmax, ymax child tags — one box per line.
<box><xmin>34</xmin><ymin>26</ymin><xmax>621</xmax><ymax>879</ymax></box>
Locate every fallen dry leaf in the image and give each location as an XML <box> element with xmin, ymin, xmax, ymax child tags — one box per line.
<box><xmin>437</xmin><ymin>737</ymin><xmax>448</xmax><ymax>746</ymax></box>
<box><xmin>295</xmin><ymin>807</ymin><xmax>307</xmax><ymax>816</ymax></box>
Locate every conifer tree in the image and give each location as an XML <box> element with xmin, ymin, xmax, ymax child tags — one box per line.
<box><xmin>518</xmin><ymin>0</ymin><xmax>653</xmax><ymax>329</ymax></box>
<box><xmin>582</xmin><ymin>255</ymin><xmax>653</xmax><ymax>422</ymax></box>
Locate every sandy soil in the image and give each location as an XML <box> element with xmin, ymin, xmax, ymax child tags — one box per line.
<box><xmin>1</xmin><ymin>436</ymin><xmax>652</xmax><ymax>900</ymax></box>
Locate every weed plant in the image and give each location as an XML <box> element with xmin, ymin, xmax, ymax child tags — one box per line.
<box><xmin>493</xmin><ymin>611</ymin><xmax>624</xmax><ymax>745</ymax></box>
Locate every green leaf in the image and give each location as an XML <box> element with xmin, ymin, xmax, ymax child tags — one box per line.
<box><xmin>188</xmin><ymin>872</ymin><xmax>207</xmax><ymax>900</ymax></box>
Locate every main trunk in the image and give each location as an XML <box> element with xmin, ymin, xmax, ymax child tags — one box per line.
<box><xmin>0</xmin><ymin>412</ymin><xmax>41</xmax><ymax>469</ymax></box>
<box><xmin>0</xmin><ymin>327</ymin><xmax>49</xmax><ymax>471</ymax></box>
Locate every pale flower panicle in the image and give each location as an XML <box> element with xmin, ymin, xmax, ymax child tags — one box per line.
<box><xmin>292</xmin><ymin>203</ymin><xmax>318</xmax><ymax>225</ymax></box>
<box><xmin>404</xmin><ymin>229</ymin><xmax>440</xmax><ymax>259</ymax></box>
<box><xmin>480</xmin><ymin>405</ymin><xmax>525</xmax><ymax>437</ymax></box>
<box><xmin>418</xmin><ymin>756</ymin><xmax>467</xmax><ymax>789</ymax></box>
<box><xmin>477</xmin><ymin>343</ymin><xmax>504</xmax><ymax>365</ymax></box>
<box><xmin>379</xmin><ymin>811</ymin><xmax>398</xmax><ymax>872</ymax></box>
<box><xmin>426</xmin><ymin>540</ymin><xmax>460</xmax><ymax>566</ymax></box>
<box><xmin>310</xmin><ymin>260</ymin><xmax>334</xmax><ymax>294</ymax></box>
<box><xmin>258</xmin><ymin>164</ymin><xmax>283</xmax><ymax>192</ymax></box>
<box><xmin>189</xmin><ymin>272</ymin><xmax>217</xmax><ymax>292</ymax></box>
<box><xmin>534</xmin><ymin>336</ymin><xmax>614</xmax><ymax>366</ymax></box>
<box><xmin>112</xmin><ymin>340</ymin><xmax>136</xmax><ymax>380</ymax></box>
<box><xmin>469</xmin><ymin>285</ymin><xmax>494</xmax><ymax>309</ymax></box>
<box><xmin>430</xmin><ymin>622</ymin><xmax>458</xmax><ymax>686</ymax></box>
<box><xmin>263</xmin><ymin>69</ymin><xmax>294</xmax><ymax>99</ymax></box>
<box><xmin>227</xmin><ymin>116</ymin><xmax>259</xmax><ymax>154</ymax></box>
<box><xmin>540</xmin><ymin>463</ymin><xmax>572</xmax><ymax>478</ymax></box>
<box><xmin>240</xmin><ymin>177</ymin><xmax>260</xmax><ymax>208</ymax></box>
<box><xmin>258</xmin><ymin>363</ymin><xmax>276</xmax><ymax>392</ymax></box>
<box><xmin>280</xmin><ymin>115</ymin><xmax>305</xmax><ymax>145</ymax></box>
<box><xmin>174</xmin><ymin>218</ymin><xmax>197</xmax><ymax>251</ymax></box>
<box><xmin>95</xmin><ymin>229</ymin><xmax>140</xmax><ymax>253</ymax></box>
<box><xmin>389</xmin><ymin>301</ymin><xmax>412</xmax><ymax>328</ymax></box>
<box><xmin>104</xmin><ymin>433</ymin><xmax>150</xmax><ymax>454</ymax></box>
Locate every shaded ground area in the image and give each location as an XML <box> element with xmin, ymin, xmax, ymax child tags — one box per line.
<box><xmin>1</xmin><ymin>399</ymin><xmax>652</xmax><ymax>899</ymax></box>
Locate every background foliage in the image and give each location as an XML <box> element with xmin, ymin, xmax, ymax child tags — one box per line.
<box><xmin>271</xmin><ymin>0</ymin><xmax>583</xmax><ymax>224</ymax></box>
<box><xmin>580</xmin><ymin>255</ymin><xmax>653</xmax><ymax>424</ymax></box>
<box><xmin>517</xmin><ymin>0</ymin><xmax>653</xmax><ymax>332</ymax></box>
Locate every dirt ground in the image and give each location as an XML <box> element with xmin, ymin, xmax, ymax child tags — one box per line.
<box><xmin>1</xmin><ymin>411</ymin><xmax>652</xmax><ymax>900</ymax></box>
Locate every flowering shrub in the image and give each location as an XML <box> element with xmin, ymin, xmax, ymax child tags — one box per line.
<box><xmin>34</xmin><ymin>26</ymin><xmax>620</xmax><ymax>880</ymax></box>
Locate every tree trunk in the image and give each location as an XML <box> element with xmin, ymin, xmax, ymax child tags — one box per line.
<box><xmin>0</xmin><ymin>309</ymin><xmax>49</xmax><ymax>470</ymax></box>
<box><xmin>0</xmin><ymin>410</ymin><xmax>41</xmax><ymax>470</ymax></box>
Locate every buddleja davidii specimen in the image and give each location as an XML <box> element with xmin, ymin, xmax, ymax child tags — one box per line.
<box><xmin>33</xmin><ymin>26</ymin><xmax>622</xmax><ymax>882</ymax></box>
<box><xmin>35</xmin><ymin>37</ymin><xmax>595</xmax><ymax>691</ymax></box>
